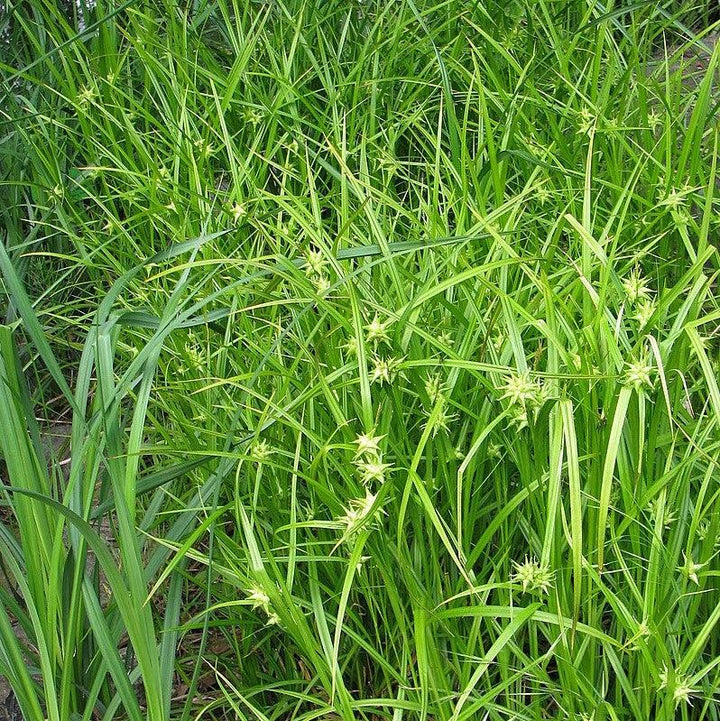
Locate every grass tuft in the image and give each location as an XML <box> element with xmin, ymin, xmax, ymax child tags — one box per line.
<box><xmin>1</xmin><ymin>1</ymin><xmax>720</xmax><ymax>719</ymax></box>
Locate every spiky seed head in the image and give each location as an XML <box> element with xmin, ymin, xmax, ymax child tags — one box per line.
<box><xmin>488</xmin><ymin>442</ymin><xmax>502</xmax><ymax>459</ymax></box>
<box><xmin>354</xmin><ymin>432</ymin><xmax>384</xmax><ymax>459</ymax></box>
<box><xmin>511</xmin><ymin>556</ymin><xmax>553</xmax><ymax>594</ymax></box>
<box><xmin>341</xmin><ymin>336</ymin><xmax>360</xmax><ymax>356</ymax></box>
<box><xmin>244</xmin><ymin>107</ymin><xmax>263</xmax><ymax>125</ymax></box>
<box><xmin>77</xmin><ymin>86</ymin><xmax>97</xmax><ymax>106</ymax></box>
<box><xmin>425</xmin><ymin>373</ymin><xmax>446</xmax><ymax>404</ymax></box>
<box><xmin>250</xmin><ymin>439</ymin><xmax>273</xmax><ymax>463</ymax></box>
<box><xmin>337</xmin><ymin>489</ymin><xmax>379</xmax><ymax>535</ymax></box>
<box><xmin>313</xmin><ymin>275</ymin><xmax>331</xmax><ymax>295</ymax></box>
<box><xmin>697</xmin><ymin>519</ymin><xmax>711</xmax><ymax>541</ymax></box>
<box><xmin>304</xmin><ymin>249</ymin><xmax>328</xmax><ymax>277</ymax></box>
<box><xmin>622</xmin><ymin>269</ymin><xmax>652</xmax><ymax>304</ymax></box>
<box><xmin>662</xmin><ymin>188</ymin><xmax>686</xmax><ymax>209</ymax></box>
<box><xmin>370</xmin><ymin>355</ymin><xmax>402</xmax><ymax>385</ymax></box>
<box><xmin>229</xmin><ymin>202</ymin><xmax>247</xmax><ymax>223</ymax></box>
<box><xmin>647</xmin><ymin>498</ymin><xmax>677</xmax><ymax>528</ymax></box>
<box><xmin>659</xmin><ymin>667</ymin><xmax>698</xmax><ymax>708</ymax></box>
<box><xmin>355</xmin><ymin>458</ymin><xmax>392</xmax><ymax>486</ymax></box>
<box><xmin>633</xmin><ymin>299</ymin><xmax>656</xmax><ymax>327</ymax></box>
<box><xmin>678</xmin><ymin>552</ymin><xmax>704</xmax><ymax>586</ymax></box>
<box><xmin>426</xmin><ymin>401</ymin><xmax>457</xmax><ymax>438</ymax></box>
<box><xmin>623</xmin><ymin>359</ymin><xmax>654</xmax><ymax>390</ymax></box>
<box><xmin>364</xmin><ymin>314</ymin><xmax>392</xmax><ymax>345</ymax></box>
<box><xmin>648</xmin><ymin>110</ymin><xmax>662</xmax><ymax>132</ymax></box>
<box><xmin>510</xmin><ymin>404</ymin><xmax>530</xmax><ymax>431</ymax></box>
<box><xmin>501</xmin><ymin>371</ymin><xmax>543</xmax><ymax>408</ymax></box>
<box><xmin>536</xmin><ymin>185</ymin><xmax>550</xmax><ymax>205</ymax></box>
<box><xmin>194</xmin><ymin>138</ymin><xmax>213</xmax><ymax>157</ymax></box>
<box><xmin>578</xmin><ymin>107</ymin><xmax>595</xmax><ymax>134</ymax></box>
<box><xmin>246</xmin><ymin>585</ymin><xmax>271</xmax><ymax>613</ymax></box>
<box><xmin>437</xmin><ymin>331</ymin><xmax>454</xmax><ymax>348</ymax></box>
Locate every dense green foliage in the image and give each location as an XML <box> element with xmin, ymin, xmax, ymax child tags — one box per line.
<box><xmin>1</xmin><ymin>1</ymin><xmax>720</xmax><ymax>719</ymax></box>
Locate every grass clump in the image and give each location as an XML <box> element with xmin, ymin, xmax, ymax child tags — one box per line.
<box><xmin>1</xmin><ymin>1</ymin><xmax>720</xmax><ymax>719</ymax></box>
